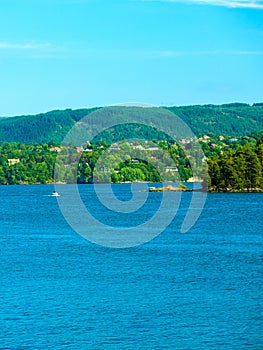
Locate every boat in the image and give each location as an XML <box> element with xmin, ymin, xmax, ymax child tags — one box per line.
<box><xmin>51</xmin><ymin>191</ymin><xmax>60</xmax><ymax>197</ymax></box>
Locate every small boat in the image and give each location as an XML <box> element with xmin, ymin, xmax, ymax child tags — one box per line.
<box><xmin>51</xmin><ymin>191</ymin><xmax>60</xmax><ymax>197</ymax></box>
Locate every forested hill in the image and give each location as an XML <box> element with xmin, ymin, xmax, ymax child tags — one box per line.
<box><xmin>167</xmin><ymin>103</ymin><xmax>263</xmax><ymax>136</ymax></box>
<box><xmin>0</xmin><ymin>108</ymin><xmax>98</xmax><ymax>144</ymax></box>
<box><xmin>0</xmin><ymin>103</ymin><xmax>263</xmax><ymax>144</ymax></box>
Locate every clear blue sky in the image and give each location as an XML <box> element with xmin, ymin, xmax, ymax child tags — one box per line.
<box><xmin>0</xmin><ymin>0</ymin><xmax>263</xmax><ymax>116</ymax></box>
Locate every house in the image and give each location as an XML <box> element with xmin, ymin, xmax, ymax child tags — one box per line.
<box><xmin>49</xmin><ymin>147</ymin><xmax>62</xmax><ymax>152</ymax></box>
<box><xmin>75</xmin><ymin>147</ymin><xmax>83</xmax><ymax>153</ymax></box>
<box><xmin>181</xmin><ymin>138</ymin><xmax>191</xmax><ymax>144</ymax></box>
<box><xmin>132</xmin><ymin>145</ymin><xmax>145</xmax><ymax>150</ymax></box>
<box><xmin>199</xmin><ymin>135</ymin><xmax>210</xmax><ymax>143</ymax></box>
<box><xmin>99</xmin><ymin>167</ymin><xmax>111</xmax><ymax>173</ymax></box>
<box><xmin>165</xmin><ymin>166</ymin><xmax>178</xmax><ymax>172</ymax></box>
<box><xmin>7</xmin><ymin>159</ymin><xmax>20</xmax><ymax>166</ymax></box>
<box><xmin>109</xmin><ymin>143</ymin><xmax>120</xmax><ymax>151</ymax></box>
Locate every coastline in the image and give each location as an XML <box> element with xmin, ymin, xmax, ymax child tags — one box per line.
<box><xmin>1</xmin><ymin>182</ymin><xmax>263</xmax><ymax>193</ymax></box>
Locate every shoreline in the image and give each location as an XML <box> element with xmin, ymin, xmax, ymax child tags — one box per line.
<box><xmin>1</xmin><ymin>182</ymin><xmax>263</xmax><ymax>193</ymax></box>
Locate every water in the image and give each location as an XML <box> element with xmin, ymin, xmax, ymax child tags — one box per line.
<box><xmin>0</xmin><ymin>185</ymin><xmax>262</xmax><ymax>349</ymax></box>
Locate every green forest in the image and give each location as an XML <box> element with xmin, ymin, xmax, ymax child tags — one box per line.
<box><xmin>1</xmin><ymin>103</ymin><xmax>263</xmax><ymax>144</ymax></box>
<box><xmin>0</xmin><ymin>133</ymin><xmax>263</xmax><ymax>191</ymax></box>
<box><xmin>208</xmin><ymin>138</ymin><xmax>263</xmax><ymax>191</ymax></box>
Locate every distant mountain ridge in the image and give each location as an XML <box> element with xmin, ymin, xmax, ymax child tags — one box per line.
<box><xmin>0</xmin><ymin>103</ymin><xmax>262</xmax><ymax>144</ymax></box>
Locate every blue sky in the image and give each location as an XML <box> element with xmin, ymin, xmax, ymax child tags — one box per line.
<box><xmin>0</xmin><ymin>0</ymin><xmax>263</xmax><ymax>116</ymax></box>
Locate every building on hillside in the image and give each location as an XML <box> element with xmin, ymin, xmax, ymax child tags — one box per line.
<box><xmin>7</xmin><ymin>159</ymin><xmax>20</xmax><ymax>166</ymax></box>
<box><xmin>49</xmin><ymin>147</ymin><xmax>62</xmax><ymax>152</ymax></box>
<box><xmin>132</xmin><ymin>145</ymin><xmax>145</xmax><ymax>150</ymax></box>
<box><xmin>99</xmin><ymin>167</ymin><xmax>111</xmax><ymax>173</ymax></box>
<box><xmin>165</xmin><ymin>166</ymin><xmax>178</xmax><ymax>172</ymax></box>
<box><xmin>109</xmin><ymin>143</ymin><xmax>120</xmax><ymax>151</ymax></box>
<box><xmin>148</xmin><ymin>146</ymin><xmax>159</xmax><ymax>151</ymax></box>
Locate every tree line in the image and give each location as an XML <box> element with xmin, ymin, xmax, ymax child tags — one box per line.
<box><xmin>0</xmin><ymin>135</ymin><xmax>263</xmax><ymax>191</ymax></box>
<box><xmin>207</xmin><ymin>136</ymin><xmax>263</xmax><ymax>191</ymax></box>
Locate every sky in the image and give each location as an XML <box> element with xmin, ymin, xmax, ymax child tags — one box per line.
<box><xmin>0</xmin><ymin>0</ymin><xmax>263</xmax><ymax>116</ymax></box>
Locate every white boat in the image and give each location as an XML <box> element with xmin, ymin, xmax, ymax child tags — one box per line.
<box><xmin>51</xmin><ymin>191</ymin><xmax>60</xmax><ymax>197</ymax></box>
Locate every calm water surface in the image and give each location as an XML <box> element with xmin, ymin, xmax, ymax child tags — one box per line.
<box><xmin>0</xmin><ymin>185</ymin><xmax>262</xmax><ymax>349</ymax></box>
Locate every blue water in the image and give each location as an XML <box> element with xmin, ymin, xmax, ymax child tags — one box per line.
<box><xmin>0</xmin><ymin>185</ymin><xmax>262</xmax><ymax>349</ymax></box>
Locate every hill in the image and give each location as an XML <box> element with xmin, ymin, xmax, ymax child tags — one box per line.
<box><xmin>0</xmin><ymin>103</ymin><xmax>262</xmax><ymax>144</ymax></box>
<box><xmin>168</xmin><ymin>103</ymin><xmax>263</xmax><ymax>136</ymax></box>
<box><xmin>0</xmin><ymin>108</ymin><xmax>98</xmax><ymax>144</ymax></box>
